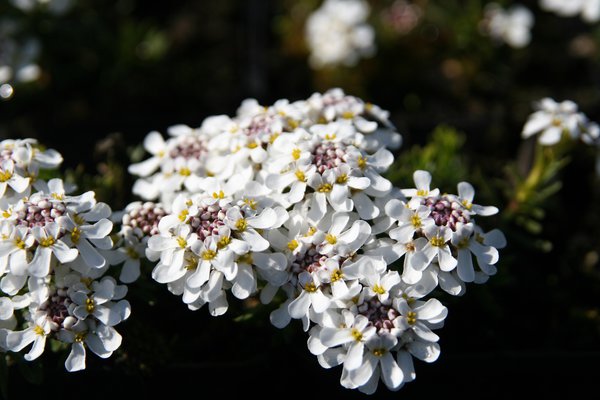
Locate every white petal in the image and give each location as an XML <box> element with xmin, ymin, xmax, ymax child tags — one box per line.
<box><xmin>241</xmin><ymin>230</ymin><xmax>269</xmax><ymax>252</ymax></box>
<box><xmin>81</xmin><ymin>219</ymin><xmax>113</xmax><ymax>239</ymax></box>
<box><xmin>353</xmin><ymin>191</ymin><xmax>379</xmax><ymax>220</ymax></box>
<box><xmin>311</xmin><ymin>290</ymin><xmax>331</xmax><ymax>313</ymax></box>
<box><xmin>6</xmin><ymin>328</ymin><xmax>35</xmax><ymax>352</ymax></box>
<box><xmin>413</xmin><ymin>170</ymin><xmax>431</xmax><ymax>191</ymax></box>
<box><xmin>128</xmin><ymin>157</ymin><xmax>162</xmax><ymax>177</ymax></box>
<box><xmin>248</xmin><ymin>208</ymin><xmax>277</xmax><ymax>229</ymax></box>
<box><xmin>437</xmin><ymin>247</ymin><xmax>457</xmax><ymax>271</ymax></box>
<box><xmin>270</xmin><ymin>302</ymin><xmax>292</xmax><ymax>328</ymax></box>
<box><xmin>344</xmin><ymin>341</ymin><xmax>365</xmax><ymax>371</ymax></box>
<box><xmin>413</xmin><ymin>323</ymin><xmax>439</xmax><ymax>342</ymax></box>
<box><xmin>288</xmin><ymin>291</ymin><xmax>311</xmax><ymax>319</ymax></box>
<box><xmin>381</xmin><ymin>352</ymin><xmax>403</xmax><ymax>390</ymax></box>
<box><xmin>24</xmin><ymin>335</ymin><xmax>46</xmax><ymax>361</ymax></box>
<box><xmin>457</xmin><ymin>182</ymin><xmax>474</xmax><ymax>203</ymax></box>
<box><xmin>28</xmin><ymin>247</ymin><xmax>52</xmax><ymax>277</ymax></box>
<box><xmin>539</xmin><ymin>126</ymin><xmax>563</xmax><ymax>145</ymax></box>
<box><xmin>320</xmin><ymin>328</ymin><xmax>352</xmax><ymax>347</ymax></box>
<box><xmin>77</xmin><ymin>239</ymin><xmax>106</xmax><ymax>268</ymax></box>
<box><xmin>407</xmin><ymin>340</ymin><xmax>440</xmax><ymax>363</ymax></box>
<box><xmin>522</xmin><ymin>113</ymin><xmax>552</xmax><ymax>137</ymax></box>
<box><xmin>397</xmin><ymin>351</ymin><xmax>416</xmax><ymax>382</ymax></box>
<box><xmin>232</xmin><ymin>264</ymin><xmax>256</xmax><ymax>299</ymax></box>
<box><xmin>318</xmin><ymin>348</ymin><xmax>345</xmax><ymax>369</ymax></box>
<box><xmin>457</xmin><ymin>250</ymin><xmax>475</xmax><ymax>282</ymax></box>
<box><xmin>65</xmin><ymin>341</ymin><xmax>86</xmax><ymax>372</ymax></box>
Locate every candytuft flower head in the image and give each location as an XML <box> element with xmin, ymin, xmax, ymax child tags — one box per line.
<box><xmin>122</xmin><ymin>89</ymin><xmax>506</xmax><ymax>394</ymax></box>
<box><xmin>0</xmin><ymin>142</ymin><xmax>131</xmax><ymax>372</ymax></box>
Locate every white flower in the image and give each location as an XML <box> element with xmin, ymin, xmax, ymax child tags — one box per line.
<box><xmin>4</xmin><ymin>312</ymin><xmax>50</xmax><ymax>361</ymax></box>
<box><xmin>58</xmin><ymin>319</ymin><xmax>123</xmax><ymax>372</ymax></box>
<box><xmin>344</xmin><ymin>333</ymin><xmax>404</xmax><ymax>394</ymax></box>
<box><xmin>421</xmin><ymin>224</ymin><xmax>457</xmax><ymax>272</ymax></box>
<box><xmin>483</xmin><ymin>4</ymin><xmax>534</xmax><ymax>48</ymax></box>
<box><xmin>394</xmin><ymin>297</ymin><xmax>447</xmax><ymax>342</ymax></box>
<box><xmin>0</xmin><ymin>160</ymin><xmax>30</xmax><ymax>198</ymax></box>
<box><xmin>315</xmin><ymin>211</ymin><xmax>371</xmax><ymax>257</ymax></box>
<box><xmin>288</xmin><ymin>271</ymin><xmax>330</xmax><ymax>320</ymax></box>
<box><xmin>540</xmin><ymin>0</ymin><xmax>600</xmax><ymax>23</ymax></box>
<box><xmin>401</xmin><ymin>170</ymin><xmax>440</xmax><ymax>200</ymax></box>
<box><xmin>317</xmin><ymin>310</ymin><xmax>377</xmax><ymax>370</ymax></box>
<box><xmin>522</xmin><ymin>98</ymin><xmax>587</xmax><ymax>145</ymax></box>
<box><xmin>305</xmin><ymin>0</ymin><xmax>376</xmax><ymax>68</ymax></box>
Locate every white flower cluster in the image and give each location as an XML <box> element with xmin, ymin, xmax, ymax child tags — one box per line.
<box><xmin>522</xmin><ymin>98</ymin><xmax>600</xmax><ymax>146</ymax></box>
<box><xmin>305</xmin><ymin>0</ymin><xmax>376</xmax><ymax>69</ymax></box>
<box><xmin>482</xmin><ymin>3</ymin><xmax>534</xmax><ymax>49</ymax></box>
<box><xmin>540</xmin><ymin>0</ymin><xmax>600</xmax><ymax>23</ymax></box>
<box><xmin>127</xmin><ymin>88</ymin><xmax>505</xmax><ymax>394</ymax></box>
<box><xmin>0</xmin><ymin>139</ymin><xmax>131</xmax><ymax>372</ymax></box>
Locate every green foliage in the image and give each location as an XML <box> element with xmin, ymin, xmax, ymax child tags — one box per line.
<box><xmin>388</xmin><ymin>124</ymin><xmax>468</xmax><ymax>192</ymax></box>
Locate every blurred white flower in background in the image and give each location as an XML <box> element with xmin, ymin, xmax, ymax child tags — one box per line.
<box><xmin>0</xmin><ymin>20</ymin><xmax>41</xmax><ymax>100</ymax></box>
<box><xmin>540</xmin><ymin>0</ymin><xmax>600</xmax><ymax>23</ymax></box>
<box><xmin>10</xmin><ymin>0</ymin><xmax>72</xmax><ymax>15</ymax></box>
<box><xmin>305</xmin><ymin>0</ymin><xmax>376</xmax><ymax>69</ymax></box>
<box><xmin>482</xmin><ymin>3</ymin><xmax>534</xmax><ymax>49</ymax></box>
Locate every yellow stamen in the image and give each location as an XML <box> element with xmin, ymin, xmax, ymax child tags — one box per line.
<box><xmin>0</xmin><ymin>170</ymin><xmax>12</xmax><ymax>182</ymax></box>
<box><xmin>213</xmin><ymin>190</ymin><xmax>225</xmax><ymax>199</ymax></box>
<box><xmin>33</xmin><ymin>325</ymin><xmax>45</xmax><ymax>336</ymax></box>
<box><xmin>430</xmin><ymin>236</ymin><xmax>446</xmax><ymax>247</ymax></box>
<box><xmin>357</xmin><ymin>156</ymin><xmax>367</xmax><ymax>170</ymax></box>
<box><xmin>416</xmin><ymin>189</ymin><xmax>428</xmax><ymax>196</ymax></box>
<box><xmin>325</xmin><ymin>234</ymin><xmax>337</xmax><ymax>245</ymax></box>
<box><xmin>178</xmin><ymin>209</ymin><xmax>189</xmax><ymax>222</ymax></box>
<box><xmin>243</xmin><ymin>198</ymin><xmax>257</xmax><ymax>210</ymax></box>
<box><xmin>39</xmin><ymin>237</ymin><xmax>55</xmax><ymax>247</ymax></box>
<box><xmin>407</xmin><ymin>311</ymin><xmax>418</xmax><ymax>325</ymax></box>
<box><xmin>411</xmin><ymin>214</ymin><xmax>422</xmax><ymax>228</ymax></box>
<box><xmin>235</xmin><ymin>218</ymin><xmax>247</xmax><ymax>232</ymax></box>
<box><xmin>15</xmin><ymin>238</ymin><xmax>26</xmax><ymax>250</ymax></box>
<box><xmin>330</xmin><ymin>269</ymin><xmax>343</xmax><ymax>282</ymax></box>
<box><xmin>461</xmin><ymin>199</ymin><xmax>472</xmax><ymax>210</ymax></box>
<box><xmin>179</xmin><ymin>167</ymin><xmax>191</xmax><ymax>176</ymax></box>
<box><xmin>202</xmin><ymin>249</ymin><xmax>217</xmax><ymax>260</ymax></box>
<box><xmin>317</xmin><ymin>183</ymin><xmax>332</xmax><ymax>193</ymax></box>
<box><xmin>324</xmin><ymin>133</ymin><xmax>336</xmax><ymax>141</ymax></box>
<box><xmin>336</xmin><ymin>174</ymin><xmax>348</xmax><ymax>184</ymax></box>
<box><xmin>74</xmin><ymin>332</ymin><xmax>87</xmax><ymax>343</ymax></box>
<box><xmin>85</xmin><ymin>298</ymin><xmax>95</xmax><ymax>313</ymax></box>
<box><xmin>295</xmin><ymin>170</ymin><xmax>306</xmax><ymax>182</ymax></box>
<box><xmin>176</xmin><ymin>236</ymin><xmax>187</xmax><ymax>248</ymax></box>
<box><xmin>247</xmin><ymin>142</ymin><xmax>258</xmax><ymax>149</ymax></box>
<box><xmin>342</xmin><ymin>111</ymin><xmax>354</xmax><ymax>119</ymax></box>
<box><xmin>304</xmin><ymin>282</ymin><xmax>318</xmax><ymax>293</ymax></box>
<box><xmin>305</xmin><ymin>226</ymin><xmax>317</xmax><ymax>237</ymax></box>
<box><xmin>372</xmin><ymin>284</ymin><xmax>385</xmax><ymax>295</ymax></box>
<box><xmin>351</xmin><ymin>328</ymin><xmax>363</xmax><ymax>342</ymax></box>
<box><xmin>185</xmin><ymin>254</ymin><xmax>198</xmax><ymax>270</ymax></box>
<box><xmin>71</xmin><ymin>227</ymin><xmax>81</xmax><ymax>244</ymax></box>
<box><xmin>372</xmin><ymin>348</ymin><xmax>386</xmax><ymax>357</ymax></box>
<box><xmin>292</xmin><ymin>148</ymin><xmax>301</xmax><ymax>160</ymax></box>
<box><xmin>269</xmin><ymin>133</ymin><xmax>279</xmax><ymax>144</ymax></box>
<box><xmin>217</xmin><ymin>236</ymin><xmax>231</xmax><ymax>249</ymax></box>
<box><xmin>238</xmin><ymin>253</ymin><xmax>253</xmax><ymax>265</ymax></box>
<box><xmin>287</xmin><ymin>239</ymin><xmax>299</xmax><ymax>251</ymax></box>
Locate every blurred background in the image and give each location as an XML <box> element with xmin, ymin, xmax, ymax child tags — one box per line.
<box><xmin>1</xmin><ymin>0</ymin><xmax>600</xmax><ymax>397</ymax></box>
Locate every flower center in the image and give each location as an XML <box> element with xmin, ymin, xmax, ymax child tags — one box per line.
<box><xmin>311</xmin><ymin>143</ymin><xmax>347</xmax><ymax>174</ymax></box>
<box><xmin>424</xmin><ymin>195</ymin><xmax>470</xmax><ymax>231</ymax></box>
<box><xmin>169</xmin><ymin>135</ymin><xmax>207</xmax><ymax>160</ymax></box>
<box><xmin>122</xmin><ymin>202</ymin><xmax>166</xmax><ymax>236</ymax></box>
<box><xmin>291</xmin><ymin>246</ymin><xmax>327</xmax><ymax>274</ymax></box>
<box><xmin>39</xmin><ymin>292</ymin><xmax>71</xmax><ymax>327</ymax></box>
<box><xmin>358</xmin><ymin>298</ymin><xmax>400</xmax><ymax>334</ymax></box>
<box><xmin>188</xmin><ymin>203</ymin><xmax>229</xmax><ymax>241</ymax></box>
<box><xmin>16</xmin><ymin>197</ymin><xmax>66</xmax><ymax>229</ymax></box>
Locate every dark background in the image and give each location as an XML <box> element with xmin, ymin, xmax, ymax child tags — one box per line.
<box><xmin>1</xmin><ymin>0</ymin><xmax>600</xmax><ymax>398</ymax></box>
